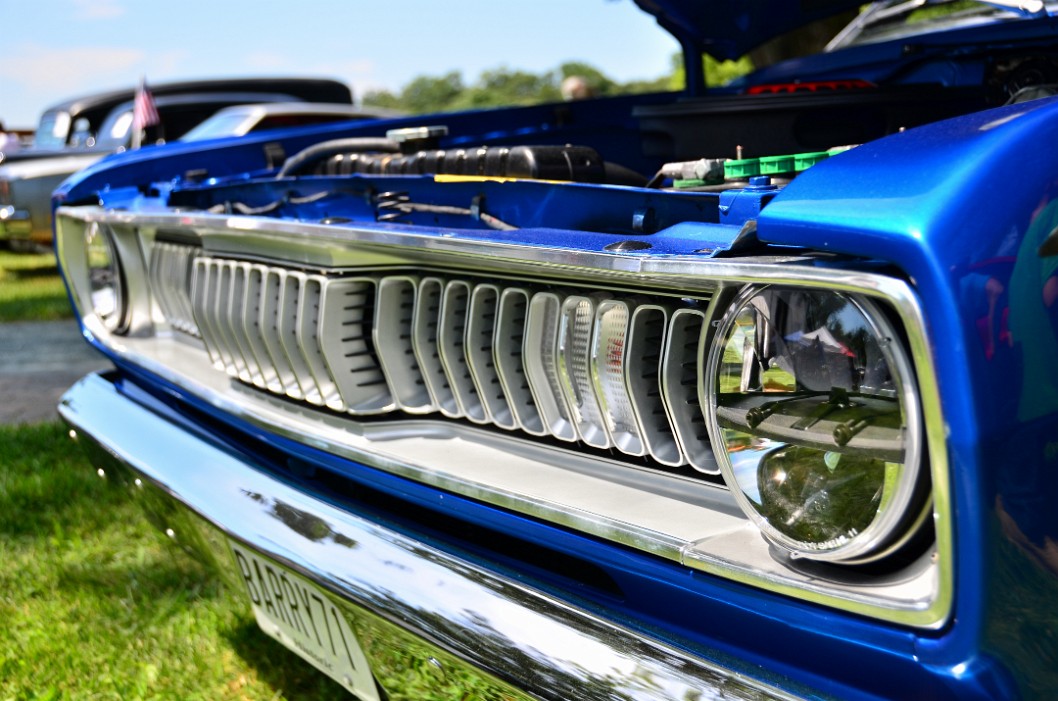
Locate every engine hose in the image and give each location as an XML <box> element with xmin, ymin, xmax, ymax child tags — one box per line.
<box><xmin>277</xmin><ymin>137</ymin><xmax>400</xmax><ymax>178</ymax></box>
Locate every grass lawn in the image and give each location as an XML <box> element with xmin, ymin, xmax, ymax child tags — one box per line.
<box><xmin>0</xmin><ymin>250</ymin><xmax>74</xmax><ymax>322</ymax></box>
<box><xmin>0</xmin><ymin>422</ymin><xmax>343</xmax><ymax>700</ymax></box>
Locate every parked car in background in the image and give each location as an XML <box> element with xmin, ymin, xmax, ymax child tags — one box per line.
<box><xmin>180</xmin><ymin>102</ymin><xmax>404</xmax><ymax>142</ymax></box>
<box><xmin>0</xmin><ymin>78</ymin><xmax>353</xmax><ymax>249</ymax></box>
<box><xmin>9</xmin><ymin>77</ymin><xmax>352</xmax><ymax>159</ymax></box>
<box><xmin>53</xmin><ymin>1</ymin><xmax>1058</xmax><ymax>698</ymax></box>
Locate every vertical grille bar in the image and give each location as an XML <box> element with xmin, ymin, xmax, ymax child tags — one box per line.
<box><xmin>190</xmin><ymin>259</ymin><xmax>224</xmax><ymax>369</ymax></box>
<box><xmin>149</xmin><ymin>242</ymin><xmax>196</xmax><ymax>335</ymax></box>
<box><xmin>278</xmin><ymin>271</ymin><xmax>324</xmax><ymax>405</ymax></box>
<box><xmin>229</xmin><ymin>263</ymin><xmax>266</xmax><ymax>388</ymax></box>
<box><xmin>439</xmin><ymin>280</ymin><xmax>487</xmax><ymax>423</ymax></box>
<box><xmin>319</xmin><ymin>278</ymin><xmax>392</xmax><ymax>413</ymax></box>
<box><xmin>298</xmin><ymin>276</ymin><xmax>345</xmax><ymax>412</ymax></box>
<box><xmin>259</xmin><ymin>268</ymin><xmax>304</xmax><ymax>400</ymax></box>
<box><xmin>241</xmin><ymin>265</ymin><xmax>283</xmax><ymax>393</ymax></box>
<box><xmin>467</xmin><ymin>285</ymin><xmax>515</xmax><ymax>429</ymax></box>
<box><xmin>558</xmin><ymin>295</ymin><xmax>611</xmax><ymax>449</ymax></box>
<box><xmin>592</xmin><ymin>300</ymin><xmax>645</xmax><ymax>455</ymax></box>
<box><xmin>495</xmin><ymin>288</ymin><xmax>545</xmax><ymax>435</ymax></box>
<box><xmin>627</xmin><ymin>305</ymin><xmax>684</xmax><ymax>466</ymax></box>
<box><xmin>524</xmin><ymin>292</ymin><xmax>577</xmax><ymax>442</ymax></box>
<box><xmin>662</xmin><ymin>309</ymin><xmax>717</xmax><ymax>474</ymax></box>
<box><xmin>374</xmin><ymin>277</ymin><xmax>432</xmax><ymax>413</ymax></box>
<box><xmin>414</xmin><ymin>277</ymin><xmax>460</xmax><ymax>417</ymax></box>
<box><xmin>215</xmin><ymin>261</ymin><xmax>249</xmax><ymax>380</ymax></box>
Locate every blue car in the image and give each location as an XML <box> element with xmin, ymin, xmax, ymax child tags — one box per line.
<box><xmin>52</xmin><ymin>1</ymin><xmax>1058</xmax><ymax>698</ymax></box>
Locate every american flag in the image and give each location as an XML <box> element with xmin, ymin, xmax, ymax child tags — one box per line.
<box><xmin>132</xmin><ymin>77</ymin><xmax>159</xmax><ymax>146</ymax></box>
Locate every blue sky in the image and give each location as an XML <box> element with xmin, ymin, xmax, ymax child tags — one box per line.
<box><xmin>1</xmin><ymin>0</ymin><xmax>679</xmax><ymax>129</ymax></box>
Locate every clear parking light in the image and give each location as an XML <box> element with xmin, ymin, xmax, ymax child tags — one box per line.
<box><xmin>705</xmin><ymin>285</ymin><xmax>929</xmax><ymax>564</ymax></box>
<box><xmin>84</xmin><ymin>221</ymin><xmax>128</xmax><ymax>333</ymax></box>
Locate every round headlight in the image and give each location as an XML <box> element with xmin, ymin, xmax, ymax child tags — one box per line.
<box><xmin>85</xmin><ymin>221</ymin><xmax>127</xmax><ymax>333</ymax></box>
<box><xmin>705</xmin><ymin>285</ymin><xmax>927</xmax><ymax>564</ymax></box>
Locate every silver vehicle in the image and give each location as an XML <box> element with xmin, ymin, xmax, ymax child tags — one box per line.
<box><xmin>0</xmin><ymin>79</ymin><xmax>354</xmax><ymax>249</ymax></box>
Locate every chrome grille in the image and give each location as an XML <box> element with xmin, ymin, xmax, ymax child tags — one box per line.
<box><xmin>148</xmin><ymin>241</ymin><xmax>201</xmax><ymax>337</ymax></box>
<box><xmin>181</xmin><ymin>256</ymin><xmax>719</xmax><ymax>472</ymax></box>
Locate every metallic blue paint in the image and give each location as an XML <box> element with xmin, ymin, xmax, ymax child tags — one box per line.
<box><xmin>761</xmin><ymin>96</ymin><xmax>1058</xmax><ymax>696</ymax></box>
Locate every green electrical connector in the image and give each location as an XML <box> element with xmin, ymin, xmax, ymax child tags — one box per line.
<box><xmin>759</xmin><ymin>155</ymin><xmax>795</xmax><ymax>175</ymax></box>
<box><xmin>724</xmin><ymin>158</ymin><xmax>761</xmax><ymax>179</ymax></box>
<box><xmin>793</xmin><ymin>151</ymin><xmax>831</xmax><ymax>171</ymax></box>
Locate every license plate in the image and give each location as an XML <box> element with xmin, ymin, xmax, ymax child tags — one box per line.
<box><xmin>229</xmin><ymin>541</ymin><xmax>379</xmax><ymax>700</ymax></box>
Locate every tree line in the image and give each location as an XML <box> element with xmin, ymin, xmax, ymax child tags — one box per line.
<box><xmin>361</xmin><ymin>56</ymin><xmax>754</xmax><ymax>114</ymax></box>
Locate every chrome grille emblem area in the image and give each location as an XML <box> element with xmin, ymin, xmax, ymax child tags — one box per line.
<box><xmin>183</xmin><ymin>254</ymin><xmax>717</xmax><ymax>471</ymax></box>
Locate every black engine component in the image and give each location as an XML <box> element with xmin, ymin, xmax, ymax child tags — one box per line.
<box><xmin>302</xmin><ymin>143</ymin><xmax>608</xmax><ymax>183</ymax></box>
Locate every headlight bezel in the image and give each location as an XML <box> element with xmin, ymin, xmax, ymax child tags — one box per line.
<box><xmin>704</xmin><ymin>283</ymin><xmax>930</xmax><ymax>565</ymax></box>
<box><xmin>84</xmin><ymin>220</ymin><xmax>130</xmax><ymax>335</ymax></box>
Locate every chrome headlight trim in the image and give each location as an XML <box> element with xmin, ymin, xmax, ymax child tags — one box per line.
<box><xmin>703</xmin><ymin>284</ymin><xmax>929</xmax><ymax>564</ymax></box>
<box><xmin>55</xmin><ymin>206</ymin><xmax>953</xmax><ymax>629</ymax></box>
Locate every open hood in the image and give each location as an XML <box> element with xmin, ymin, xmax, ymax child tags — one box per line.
<box><xmin>633</xmin><ymin>0</ymin><xmax>867</xmax><ymax>60</ymax></box>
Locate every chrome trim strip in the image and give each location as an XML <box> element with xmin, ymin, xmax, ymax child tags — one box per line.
<box><xmin>55</xmin><ymin>207</ymin><xmax>953</xmax><ymax>629</ymax></box>
<box><xmin>60</xmin><ymin>373</ymin><xmax>805</xmax><ymax>701</ymax></box>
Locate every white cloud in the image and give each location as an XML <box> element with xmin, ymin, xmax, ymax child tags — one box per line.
<box><xmin>72</xmin><ymin>0</ymin><xmax>125</xmax><ymax>20</ymax></box>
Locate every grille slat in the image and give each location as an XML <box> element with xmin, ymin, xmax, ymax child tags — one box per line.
<box><xmin>242</xmin><ymin>265</ymin><xmax>283</xmax><ymax>393</ymax></box>
<box><xmin>495</xmin><ymin>288</ymin><xmax>545</xmax><ymax>436</ymax></box>
<box><xmin>662</xmin><ymin>309</ymin><xmax>716</xmax><ymax>474</ymax></box>
<box><xmin>414</xmin><ymin>278</ymin><xmax>460</xmax><ymax>418</ymax></box>
<box><xmin>467</xmin><ymin>285</ymin><xmax>515</xmax><ymax>430</ymax></box>
<box><xmin>558</xmin><ymin>295</ymin><xmax>611</xmax><ymax>449</ymax></box>
<box><xmin>178</xmin><ymin>255</ymin><xmax>718</xmax><ymax>471</ymax></box>
<box><xmin>150</xmin><ymin>242</ymin><xmax>200</xmax><ymax>337</ymax></box>
<box><xmin>439</xmin><ymin>280</ymin><xmax>487</xmax><ymax>424</ymax></box>
<box><xmin>318</xmin><ymin>278</ymin><xmax>391</xmax><ymax>413</ymax></box>
<box><xmin>593</xmin><ymin>300</ymin><xmax>645</xmax><ymax>456</ymax></box>
<box><xmin>525</xmin><ymin>293</ymin><xmax>578</xmax><ymax>442</ymax></box>
<box><xmin>374</xmin><ymin>277</ymin><xmax>433</xmax><ymax>413</ymax></box>
<box><xmin>628</xmin><ymin>305</ymin><xmax>684</xmax><ymax>466</ymax></box>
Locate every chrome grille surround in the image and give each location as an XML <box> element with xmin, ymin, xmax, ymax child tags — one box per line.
<box><xmin>55</xmin><ymin>206</ymin><xmax>953</xmax><ymax>629</ymax></box>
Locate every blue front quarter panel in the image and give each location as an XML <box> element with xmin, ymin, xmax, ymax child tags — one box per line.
<box><xmin>761</xmin><ymin>96</ymin><xmax>1058</xmax><ymax>696</ymax></box>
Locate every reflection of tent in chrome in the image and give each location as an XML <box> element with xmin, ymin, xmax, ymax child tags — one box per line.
<box><xmin>784</xmin><ymin>327</ymin><xmax>856</xmax><ymax>358</ymax></box>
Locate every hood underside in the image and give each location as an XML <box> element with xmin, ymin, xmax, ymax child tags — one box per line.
<box><xmin>632</xmin><ymin>0</ymin><xmax>869</xmax><ymax>59</ymax></box>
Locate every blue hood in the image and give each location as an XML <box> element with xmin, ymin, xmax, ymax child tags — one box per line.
<box><xmin>633</xmin><ymin>0</ymin><xmax>864</xmax><ymax>60</ymax></box>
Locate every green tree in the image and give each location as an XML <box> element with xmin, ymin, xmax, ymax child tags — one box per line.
<box><xmin>400</xmin><ymin>71</ymin><xmax>466</xmax><ymax>113</ymax></box>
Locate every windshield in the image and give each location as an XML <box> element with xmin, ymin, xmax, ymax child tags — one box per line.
<box><xmin>827</xmin><ymin>0</ymin><xmax>1051</xmax><ymax>50</ymax></box>
<box><xmin>94</xmin><ymin>110</ymin><xmax>135</xmax><ymax>149</ymax></box>
<box><xmin>180</xmin><ymin>113</ymin><xmax>252</xmax><ymax>142</ymax></box>
<box><xmin>33</xmin><ymin>110</ymin><xmax>72</xmax><ymax>150</ymax></box>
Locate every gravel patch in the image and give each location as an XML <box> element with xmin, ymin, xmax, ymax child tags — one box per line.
<box><xmin>0</xmin><ymin>320</ymin><xmax>112</xmax><ymax>425</ymax></box>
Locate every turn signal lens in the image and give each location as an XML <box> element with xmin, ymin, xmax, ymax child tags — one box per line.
<box><xmin>705</xmin><ymin>286</ymin><xmax>927</xmax><ymax>563</ymax></box>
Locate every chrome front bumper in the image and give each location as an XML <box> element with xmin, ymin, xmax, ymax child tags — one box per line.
<box><xmin>59</xmin><ymin>372</ymin><xmax>802</xmax><ymax>701</ymax></box>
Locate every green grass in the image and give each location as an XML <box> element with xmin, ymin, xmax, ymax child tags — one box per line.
<box><xmin>0</xmin><ymin>250</ymin><xmax>74</xmax><ymax>322</ymax></box>
<box><xmin>0</xmin><ymin>422</ymin><xmax>344</xmax><ymax>700</ymax></box>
